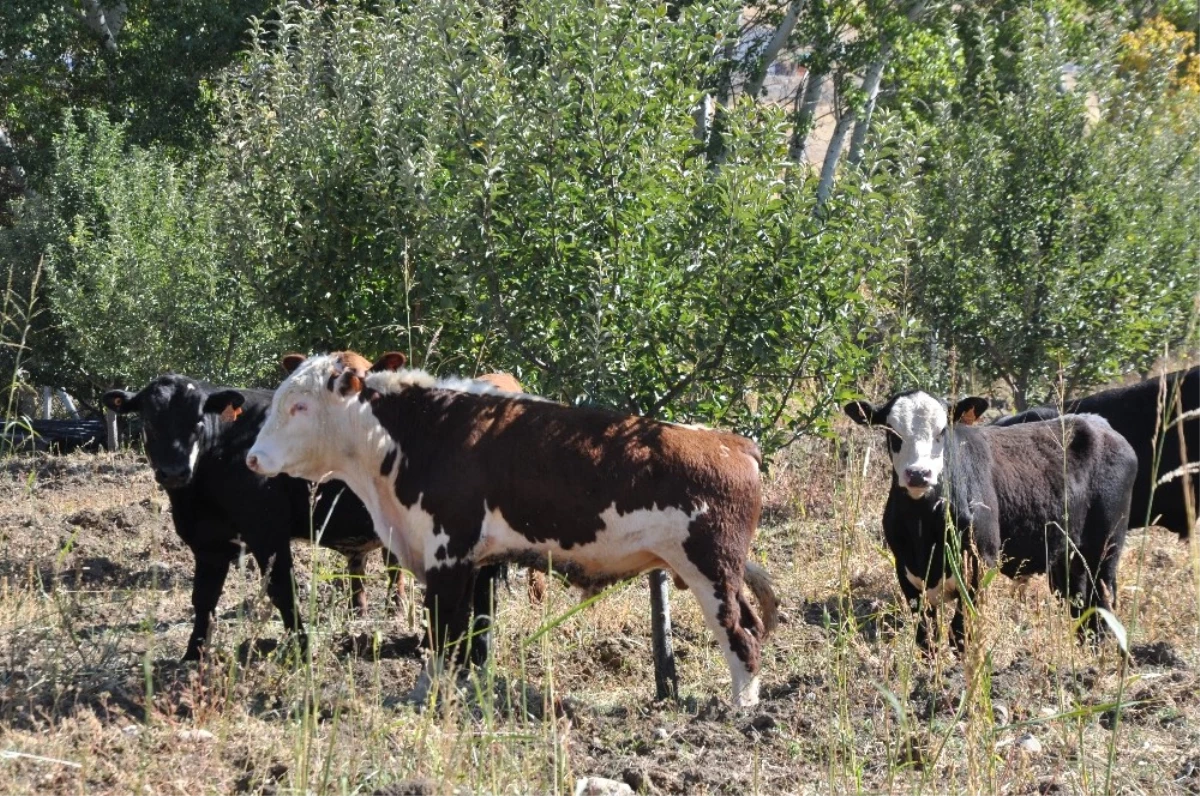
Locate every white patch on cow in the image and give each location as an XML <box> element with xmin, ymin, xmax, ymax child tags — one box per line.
<box><xmin>473</xmin><ymin>500</ymin><xmax>702</xmax><ymax>579</ymax></box>
<box><xmin>186</xmin><ymin>383</ymin><xmax>195</xmax><ymax>392</ymax></box>
<box><xmin>425</xmin><ymin>517</ymin><xmax>460</xmax><ymax>571</ymax></box>
<box><xmin>887</xmin><ymin>392</ymin><xmax>949</xmax><ymax>498</ymax></box>
<box><xmin>904</xmin><ymin>566</ymin><xmax>959</xmax><ymax>607</ymax></box>
<box><xmin>473</xmin><ymin>499</ymin><xmax>760</xmax><ymax>706</ymax></box>
<box><xmin>365</xmin><ymin>368</ymin><xmax>544</xmax><ymax>402</ymax></box>
<box><xmin>188</xmin><ymin>441</ymin><xmax>200</xmax><ymax>475</ymax></box>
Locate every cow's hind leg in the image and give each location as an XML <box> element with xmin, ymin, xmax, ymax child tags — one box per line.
<box><xmin>666</xmin><ymin>551</ymin><xmax>762</xmax><ymax>707</ymax></box>
<box><xmin>250</xmin><ymin>542</ymin><xmax>308</xmax><ymax>659</ymax></box>
<box><xmin>468</xmin><ymin>564</ymin><xmax>503</xmax><ymax>669</ymax></box>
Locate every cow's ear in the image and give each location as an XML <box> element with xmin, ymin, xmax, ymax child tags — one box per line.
<box><xmin>204</xmin><ymin>390</ymin><xmax>247</xmax><ymax>422</ymax></box>
<box><xmin>370</xmin><ymin>352</ymin><xmax>407</xmax><ymax>372</ymax></box>
<box><xmin>953</xmin><ymin>396</ymin><xmax>989</xmax><ymax>425</ymax></box>
<box><xmin>103</xmin><ymin>389</ymin><xmax>141</xmax><ymax>414</ymax></box>
<box><xmin>281</xmin><ymin>353</ymin><xmax>307</xmax><ymax>374</ymax></box>
<box><xmin>844</xmin><ymin>400</ymin><xmax>882</xmax><ymax>427</ymax></box>
<box><xmin>336</xmin><ymin>370</ymin><xmax>364</xmax><ymax>396</ymax></box>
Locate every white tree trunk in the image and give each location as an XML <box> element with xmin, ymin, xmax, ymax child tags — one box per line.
<box><xmin>846</xmin><ymin>56</ymin><xmax>888</xmax><ymax>167</ymax></box>
<box><xmin>79</xmin><ymin>0</ymin><xmax>126</xmax><ymax>53</ymax></box>
<box><xmin>744</xmin><ymin>0</ymin><xmax>808</xmax><ymax>100</ymax></box>
<box><xmin>815</xmin><ymin>107</ymin><xmax>854</xmax><ymax>208</ymax></box>
<box><xmin>789</xmin><ymin>69</ymin><xmax>825</xmax><ymax>163</ymax></box>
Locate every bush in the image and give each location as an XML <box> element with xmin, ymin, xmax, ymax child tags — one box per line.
<box><xmin>6</xmin><ymin>110</ymin><xmax>289</xmax><ymax>397</ymax></box>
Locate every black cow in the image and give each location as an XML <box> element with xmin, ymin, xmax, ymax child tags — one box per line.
<box><xmin>846</xmin><ymin>390</ymin><xmax>1138</xmax><ymax>648</ymax></box>
<box><xmin>103</xmin><ymin>375</ymin><xmax>403</xmax><ymax>660</ymax></box>
<box><xmin>992</xmin><ymin>367</ymin><xmax>1198</xmax><ymax>538</ymax></box>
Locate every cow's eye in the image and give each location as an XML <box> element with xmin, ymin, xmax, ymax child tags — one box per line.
<box><xmin>936</xmin><ymin>427</ymin><xmax>946</xmax><ymax>442</ymax></box>
<box><xmin>290</xmin><ymin>402</ymin><xmax>308</xmax><ymax>417</ymax></box>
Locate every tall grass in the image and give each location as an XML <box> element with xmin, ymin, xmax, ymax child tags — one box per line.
<box><xmin>0</xmin><ymin>431</ymin><xmax>1196</xmax><ymax>794</ymax></box>
<box><xmin>1</xmin><ymin>258</ymin><xmax>43</xmax><ymax>455</ymax></box>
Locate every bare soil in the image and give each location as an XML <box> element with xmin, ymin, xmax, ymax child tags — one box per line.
<box><xmin>0</xmin><ymin>442</ymin><xmax>1197</xmax><ymax>795</ymax></box>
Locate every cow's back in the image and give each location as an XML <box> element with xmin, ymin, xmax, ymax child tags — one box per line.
<box><xmin>980</xmin><ymin>415</ymin><xmax>1136</xmax><ymax>575</ymax></box>
<box><xmin>370</xmin><ymin>388</ymin><xmax>761</xmax><ymax>559</ymax></box>
<box><xmin>1070</xmin><ymin>367</ymin><xmax>1198</xmax><ymax>535</ymax></box>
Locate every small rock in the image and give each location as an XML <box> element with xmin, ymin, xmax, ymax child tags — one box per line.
<box><xmin>620</xmin><ymin>768</ymin><xmax>652</xmax><ymax>794</ymax></box>
<box><xmin>574</xmin><ymin>776</ymin><xmax>634</xmax><ymax>796</ymax></box>
<box><xmin>1017</xmin><ymin>733</ymin><xmax>1043</xmax><ymax>756</ymax></box>
<box><xmin>992</xmin><ymin>703</ymin><xmax>1010</xmax><ymax>725</ymax></box>
<box><xmin>175</xmin><ymin>728</ymin><xmax>215</xmax><ymax>742</ymax></box>
<box><xmin>651</xmin><ymin>727</ymin><xmax>669</xmax><ymax>741</ymax></box>
<box><xmin>744</xmin><ymin>713</ymin><xmax>778</xmax><ymax>736</ymax></box>
<box><xmin>120</xmin><ymin>725</ymin><xmax>140</xmax><ymax>737</ymax></box>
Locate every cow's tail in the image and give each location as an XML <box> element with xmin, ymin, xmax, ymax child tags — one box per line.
<box><xmin>744</xmin><ymin>560</ymin><xmax>779</xmax><ymax>642</ymax></box>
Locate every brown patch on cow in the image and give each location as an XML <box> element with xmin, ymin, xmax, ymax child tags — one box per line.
<box><xmin>476</xmin><ymin>372</ymin><xmax>523</xmax><ymax>393</ymax></box>
<box><xmin>958</xmin><ymin>406</ymin><xmax>980</xmax><ymax>425</ymax></box>
<box><xmin>334</xmin><ymin>351</ymin><xmax>373</xmax><ymax>375</ymax></box>
<box><xmin>371</xmin><ymin>352</ymin><xmax>408</xmax><ymax>372</ymax></box>
<box><xmin>281</xmin><ymin>353</ymin><xmax>307</xmax><ymax>374</ymax></box>
<box><xmin>337</xmin><ymin>370</ymin><xmax>365</xmax><ymax>397</ymax></box>
<box><xmin>218</xmin><ymin>405</ymin><xmax>243</xmax><ymax>423</ymax></box>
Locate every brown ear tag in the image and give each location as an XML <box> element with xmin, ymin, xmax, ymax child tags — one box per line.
<box><xmin>219</xmin><ymin>405</ymin><xmax>243</xmax><ymax>423</ymax></box>
<box><xmin>959</xmin><ymin>407</ymin><xmax>978</xmax><ymax>425</ymax></box>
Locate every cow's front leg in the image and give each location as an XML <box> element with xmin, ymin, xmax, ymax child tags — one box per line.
<box><xmin>410</xmin><ymin>563</ymin><xmax>476</xmax><ymax>704</ymax></box>
<box><xmin>469</xmin><ymin>564</ymin><xmax>503</xmax><ymax>668</ymax></box>
<box><xmin>345</xmin><ymin>551</ymin><xmax>370</xmax><ymax>616</ymax></box>
<box><xmin>185</xmin><ymin>549</ymin><xmax>233</xmax><ymax>661</ymax></box>
<box><xmin>251</xmin><ymin>542</ymin><xmax>307</xmax><ymax>659</ymax></box>
<box><xmin>895</xmin><ymin>560</ymin><xmax>937</xmax><ymax>651</ymax></box>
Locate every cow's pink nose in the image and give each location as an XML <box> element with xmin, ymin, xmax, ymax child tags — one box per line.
<box><xmin>246</xmin><ymin>454</ymin><xmax>260</xmax><ymax>472</ymax></box>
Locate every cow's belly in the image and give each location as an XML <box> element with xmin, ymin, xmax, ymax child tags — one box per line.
<box><xmin>472</xmin><ymin>500</ymin><xmax>698</xmax><ymax>587</ymax></box>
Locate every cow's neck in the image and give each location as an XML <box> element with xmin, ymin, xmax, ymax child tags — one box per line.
<box><xmin>327</xmin><ymin>392</ymin><xmax>427</xmax><ymax>580</ymax></box>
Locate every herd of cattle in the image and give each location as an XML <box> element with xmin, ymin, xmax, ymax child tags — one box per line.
<box><xmin>98</xmin><ymin>357</ymin><xmax>1197</xmax><ymax>707</ymax></box>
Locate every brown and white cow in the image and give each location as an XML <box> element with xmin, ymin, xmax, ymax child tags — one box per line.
<box><xmin>245</xmin><ymin>352</ymin><xmax>778</xmax><ymax>706</ymax></box>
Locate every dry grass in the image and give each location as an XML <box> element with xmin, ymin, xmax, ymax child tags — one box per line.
<box><xmin>0</xmin><ymin>441</ymin><xmax>1197</xmax><ymax>795</ymax></box>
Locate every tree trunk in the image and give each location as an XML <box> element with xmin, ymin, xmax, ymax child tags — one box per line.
<box><xmin>79</xmin><ymin>0</ymin><xmax>126</xmax><ymax>53</ymax></box>
<box><xmin>846</xmin><ymin>57</ymin><xmax>888</xmax><ymax>167</ymax></box>
<box><xmin>814</xmin><ymin>106</ymin><xmax>854</xmax><ymax>209</ymax></box>
<box><xmin>789</xmin><ymin>69</ymin><xmax>825</xmax><ymax>163</ymax></box>
<box><xmin>743</xmin><ymin>0</ymin><xmax>808</xmax><ymax>100</ymax></box>
<box><xmin>649</xmin><ymin>569</ymin><xmax>679</xmax><ymax>700</ymax></box>
<box><xmin>105</xmin><ymin>409</ymin><xmax>120</xmax><ymax>451</ymax></box>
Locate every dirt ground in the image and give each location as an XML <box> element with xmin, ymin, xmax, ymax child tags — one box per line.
<box><xmin>0</xmin><ymin>441</ymin><xmax>1197</xmax><ymax>795</ymax></box>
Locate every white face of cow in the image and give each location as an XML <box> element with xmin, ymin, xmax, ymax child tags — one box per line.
<box><xmin>845</xmin><ymin>391</ymin><xmax>988</xmax><ymax>500</ymax></box>
<box><xmin>247</xmin><ymin>354</ymin><xmax>354</xmax><ymax>482</ymax></box>
<box><xmin>885</xmin><ymin>392</ymin><xmax>949</xmax><ymax>499</ymax></box>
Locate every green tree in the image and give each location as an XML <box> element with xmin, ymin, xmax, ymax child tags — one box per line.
<box><xmin>911</xmin><ymin>10</ymin><xmax>1199</xmax><ymax>407</ymax></box>
<box><xmin>219</xmin><ymin>0</ymin><xmax>889</xmax><ymax>446</ymax></box>
<box><xmin>10</xmin><ymin>110</ymin><xmax>288</xmax><ymax>396</ymax></box>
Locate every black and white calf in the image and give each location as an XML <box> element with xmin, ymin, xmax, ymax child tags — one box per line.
<box><xmin>846</xmin><ymin>390</ymin><xmax>1138</xmax><ymax>648</ymax></box>
<box><xmin>104</xmin><ymin>375</ymin><xmax>403</xmax><ymax>660</ymax></box>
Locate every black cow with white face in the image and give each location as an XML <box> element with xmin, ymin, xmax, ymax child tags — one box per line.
<box><xmin>846</xmin><ymin>390</ymin><xmax>1138</xmax><ymax>649</ymax></box>
<box><xmin>992</xmin><ymin>366</ymin><xmax>1198</xmax><ymax>538</ymax></box>
<box><xmin>104</xmin><ymin>375</ymin><xmax>402</xmax><ymax>661</ymax></box>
